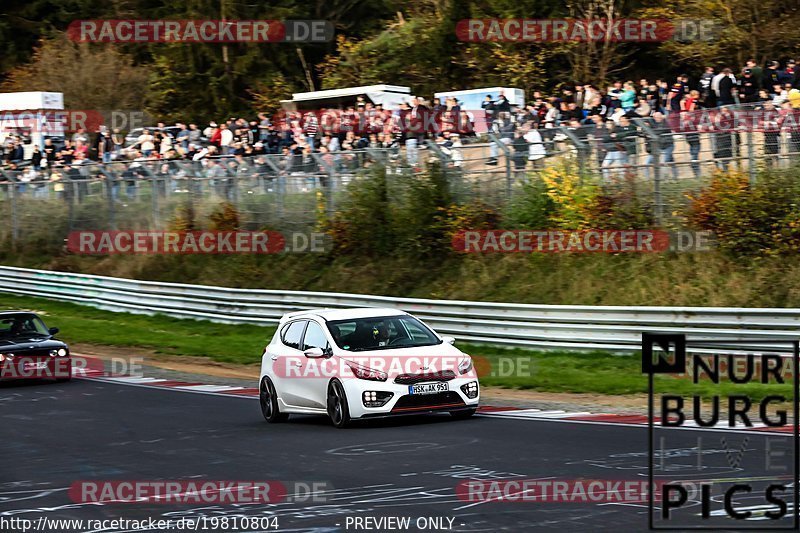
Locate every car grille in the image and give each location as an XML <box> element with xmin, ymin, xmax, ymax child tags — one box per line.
<box><xmin>12</xmin><ymin>350</ymin><xmax>52</xmax><ymax>358</ymax></box>
<box><xmin>391</xmin><ymin>391</ymin><xmax>465</xmax><ymax>413</ymax></box>
<box><xmin>394</xmin><ymin>370</ymin><xmax>456</xmax><ymax>385</ymax></box>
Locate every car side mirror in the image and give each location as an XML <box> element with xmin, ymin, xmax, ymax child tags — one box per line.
<box><xmin>48</xmin><ymin>327</ymin><xmax>59</xmax><ymax>335</ymax></box>
<box><xmin>442</xmin><ymin>336</ymin><xmax>455</xmax><ymax>345</ymax></box>
<box><xmin>304</xmin><ymin>347</ymin><xmax>325</xmax><ymax>358</ymax></box>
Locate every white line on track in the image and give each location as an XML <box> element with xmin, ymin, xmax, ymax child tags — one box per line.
<box><xmin>73</xmin><ymin>375</ymin><xmax>796</xmax><ymax>437</ymax></box>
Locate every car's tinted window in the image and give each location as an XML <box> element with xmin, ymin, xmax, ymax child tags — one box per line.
<box><xmin>0</xmin><ymin>314</ymin><xmax>49</xmax><ymax>338</ymax></box>
<box><xmin>302</xmin><ymin>322</ymin><xmax>329</xmax><ymax>352</ymax></box>
<box><xmin>404</xmin><ymin>320</ymin><xmax>431</xmax><ymax>341</ymax></box>
<box><xmin>281</xmin><ymin>321</ymin><xmax>307</xmax><ymax>350</ymax></box>
<box><xmin>326</xmin><ymin>315</ymin><xmax>441</xmax><ymax>351</ymax></box>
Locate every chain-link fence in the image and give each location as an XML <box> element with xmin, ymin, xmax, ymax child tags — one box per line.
<box><xmin>3</xmin><ymin>103</ymin><xmax>800</xmax><ymax>247</ymax></box>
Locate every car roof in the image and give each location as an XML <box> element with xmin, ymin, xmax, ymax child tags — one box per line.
<box><xmin>0</xmin><ymin>311</ymin><xmax>37</xmax><ymax>317</ymax></box>
<box><xmin>280</xmin><ymin>307</ymin><xmax>408</xmax><ymax>323</ymax></box>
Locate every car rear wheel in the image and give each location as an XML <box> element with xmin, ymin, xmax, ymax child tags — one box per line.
<box><xmin>450</xmin><ymin>408</ymin><xmax>477</xmax><ymax>419</ymax></box>
<box><xmin>327</xmin><ymin>379</ymin><xmax>351</xmax><ymax>429</ymax></box>
<box><xmin>260</xmin><ymin>377</ymin><xmax>289</xmax><ymax>423</ymax></box>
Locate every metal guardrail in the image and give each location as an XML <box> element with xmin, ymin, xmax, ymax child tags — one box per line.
<box><xmin>0</xmin><ymin>266</ymin><xmax>798</xmax><ymax>352</ymax></box>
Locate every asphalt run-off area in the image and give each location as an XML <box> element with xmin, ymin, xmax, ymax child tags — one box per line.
<box><xmin>1</xmin><ymin>375</ymin><xmax>792</xmax><ymax>532</ymax></box>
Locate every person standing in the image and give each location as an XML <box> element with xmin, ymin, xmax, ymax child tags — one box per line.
<box><xmin>621</xmin><ymin>82</ymin><xmax>637</xmax><ymax>113</ymax></box>
<box><xmin>667</xmin><ymin>74</ymin><xmax>689</xmax><ymax>115</ymax></box>
<box><xmin>739</xmin><ymin>69</ymin><xmax>758</xmax><ymax>103</ymax></box>
<box><xmin>137</xmin><ymin>129</ymin><xmax>155</xmax><ymax>157</ymax></box>
<box><xmin>481</xmin><ymin>94</ymin><xmax>496</xmax><ymax>128</ymax></box>
<box><xmin>43</xmin><ymin>138</ymin><xmax>57</xmax><ymax>167</ymax></box>
<box><xmin>745</xmin><ymin>59</ymin><xmax>763</xmax><ymax>91</ymax></box>
<box><xmin>764</xmin><ymin>61</ymin><xmax>781</xmax><ymax>95</ymax></box>
<box><xmin>111</xmin><ymin>128</ymin><xmax>124</xmax><ymax>159</ymax></box>
<box><xmin>99</xmin><ymin>131</ymin><xmax>114</xmax><ymax>163</ymax></box>
<box><xmin>699</xmin><ymin>67</ymin><xmax>716</xmax><ymax>107</ymax></box>
<box><xmin>682</xmin><ymin>90</ymin><xmax>702</xmax><ymax>177</ymax></box>
<box><xmin>220</xmin><ymin>124</ymin><xmax>234</xmax><ymax>154</ymax></box>
<box><xmin>31</xmin><ymin>145</ymin><xmax>43</xmax><ymax>170</ymax></box>
<box><xmin>716</xmin><ymin>69</ymin><xmax>737</xmax><ymax>106</ymax></box>
<box><xmin>645</xmin><ymin>112</ymin><xmax>677</xmax><ymax>179</ymax></box>
<box><xmin>406</xmin><ymin>97</ymin><xmax>429</xmax><ymax>167</ymax></box>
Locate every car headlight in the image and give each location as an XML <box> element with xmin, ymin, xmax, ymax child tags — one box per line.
<box><xmin>346</xmin><ymin>361</ymin><xmax>387</xmax><ymax>382</ymax></box>
<box><xmin>57</xmin><ymin>348</ymin><xmax>68</xmax><ymax>357</ymax></box>
<box><xmin>0</xmin><ymin>354</ymin><xmax>5</xmax><ymax>362</ymax></box>
<box><xmin>458</xmin><ymin>356</ymin><xmax>474</xmax><ymax>375</ymax></box>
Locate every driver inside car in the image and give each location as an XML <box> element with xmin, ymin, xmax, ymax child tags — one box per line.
<box><xmin>372</xmin><ymin>322</ymin><xmax>391</xmax><ymax>347</ymax></box>
<box><xmin>9</xmin><ymin>318</ymin><xmax>28</xmax><ymax>336</ymax></box>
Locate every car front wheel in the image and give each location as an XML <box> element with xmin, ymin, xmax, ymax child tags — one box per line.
<box><xmin>260</xmin><ymin>377</ymin><xmax>289</xmax><ymax>423</ymax></box>
<box><xmin>327</xmin><ymin>379</ymin><xmax>351</xmax><ymax>429</ymax></box>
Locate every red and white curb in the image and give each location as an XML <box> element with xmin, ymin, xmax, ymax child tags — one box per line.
<box><xmin>76</xmin><ymin>368</ymin><xmax>262</xmax><ymax>397</ymax></box>
<box><xmin>73</xmin><ymin>365</ymin><xmax>793</xmax><ymax>435</ymax></box>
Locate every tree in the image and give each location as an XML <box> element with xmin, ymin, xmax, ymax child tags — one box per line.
<box><xmin>1</xmin><ymin>33</ymin><xmax>148</xmax><ymax>110</ymax></box>
<box><xmin>642</xmin><ymin>0</ymin><xmax>800</xmax><ymax>71</ymax></box>
<box><xmin>560</xmin><ymin>0</ymin><xmax>635</xmax><ymax>85</ymax></box>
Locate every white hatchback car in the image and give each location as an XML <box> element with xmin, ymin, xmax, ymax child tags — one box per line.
<box><xmin>259</xmin><ymin>308</ymin><xmax>480</xmax><ymax>428</ymax></box>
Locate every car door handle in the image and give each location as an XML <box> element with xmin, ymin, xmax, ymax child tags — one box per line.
<box><xmin>270</xmin><ymin>355</ymin><xmax>279</xmax><ymax>361</ymax></box>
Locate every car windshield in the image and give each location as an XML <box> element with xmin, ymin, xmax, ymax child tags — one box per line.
<box><xmin>0</xmin><ymin>314</ymin><xmax>51</xmax><ymax>339</ymax></box>
<box><xmin>326</xmin><ymin>315</ymin><xmax>441</xmax><ymax>352</ymax></box>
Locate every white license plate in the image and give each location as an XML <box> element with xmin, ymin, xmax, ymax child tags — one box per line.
<box><xmin>23</xmin><ymin>361</ymin><xmax>48</xmax><ymax>370</ymax></box>
<box><xmin>409</xmin><ymin>382</ymin><xmax>448</xmax><ymax>395</ymax></box>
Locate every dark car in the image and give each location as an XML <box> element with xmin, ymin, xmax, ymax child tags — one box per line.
<box><xmin>0</xmin><ymin>311</ymin><xmax>71</xmax><ymax>382</ymax></box>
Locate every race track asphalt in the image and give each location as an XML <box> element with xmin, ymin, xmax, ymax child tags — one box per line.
<box><xmin>1</xmin><ymin>378</ymin><xmax>795</xmax><ymax>532</ymax></box>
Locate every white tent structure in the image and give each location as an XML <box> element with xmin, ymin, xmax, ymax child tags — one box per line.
<box><xmin>434</xmin><ymin>87</ymin><xmax>525</xmax><ymax>110</ymax></box>
<box><xmin>0</xmin><ymin>92</ymin><xmax>65</xmax><ymax>154</ymax></box>
<box><xmin>280</xmin><ymin>84</ymin><xmax>412</xmax><ymax>111</ymax></box>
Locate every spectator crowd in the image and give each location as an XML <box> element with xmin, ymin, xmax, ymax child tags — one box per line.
<box><xmin>4</xmin><ymin>57</ymin><xmax>800</xmax><ymax>196</ymax></box>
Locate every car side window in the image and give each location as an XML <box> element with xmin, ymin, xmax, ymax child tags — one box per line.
<box><xmin>404</xmin><ymin>321</ymin><xmax>430</xmax><ymax>341</ymax></box>
<box><xmin>281</xmin><ymin>321</ymin><xmax>307</xmax><ymax>350</ymax></box>
<box><xmin>302</xmin><ymin>322</ymin><xmax>329</xmax><ymax>352</ymax></box>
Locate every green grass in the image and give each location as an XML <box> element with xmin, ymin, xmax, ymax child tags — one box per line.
<box><xmin>0</xmin><ymin>293</ymin><xmax>274</xmax><ymax>365</ymax></box>
<box><xmin>463</xmin><ymin>345</ymin><xmax>793</xmax><ymax>401</ymax></box>
<box><xmin>0</xmin><ymin>292</ymin><xmax>792</xmax><ymax>400</ymax></box>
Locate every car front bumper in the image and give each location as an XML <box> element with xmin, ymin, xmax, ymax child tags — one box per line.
<box><xmin>342</xmin><ymin>377</ymin><xmax>480</xmax><ymax>419</ymax></box>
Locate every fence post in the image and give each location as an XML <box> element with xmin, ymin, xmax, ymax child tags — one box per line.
<box><xmin>746</xmin><ymin>129</ymin><xmax>757</xmax><ymax>186</ymax></box>
<box><xmin>311</xmin><ymin>152</ymin><xmax>336</xmax><ymax>220</ymax></box>
<box><xmin>230</xmin><ymin>165</ymin><xmax>240</xmax><ymax>210</ymax></box>
<box><xmin>4</xmin><ymin>171</ymin><xmax>20</xmax><ymax>246</ymax></box>
<box><xmin>261</xmin><ymin>155</ymin><xmax>285</xmax><ymax>223</ymax></box>
<box><xmin>100</xmin><ymin>168</ymin><xmax>117</xmax><ymax>230</ymax></box>
<box><xmin>635</xmin><ymin>118</ymin><xmax>663</xmax><ymax>226</ymax></box>
<box><xmin>424</xmin><ymin>140</ymin><xmax>459</xmax><ymax>199</ymax></box>
<box><xmin>488</xmin><ymin>133</ymin><xmax>513</xmax><ymax>201</ymax></box>
<box><xmin>65</xmin><ymin>175</ymin><xmax>76</xmax><ymax>232</ymax></box>
<box><xmin>558</xmin><ymin>126</ymin><xmax>589</xmax><ymax>182</ymax></box>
